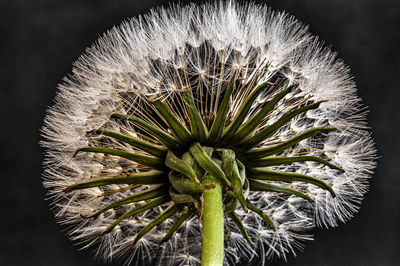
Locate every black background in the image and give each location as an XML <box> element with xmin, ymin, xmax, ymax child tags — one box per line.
<box><xmin>1</xmin><ymin>0</ymin><xmax>399</xmax><ymax>265</ymax></box>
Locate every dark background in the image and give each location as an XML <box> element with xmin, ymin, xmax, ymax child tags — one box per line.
<box><xmin>1</xmin><ymin>0</ymin><xmax>399</xmax><ymax>265</ymax></box>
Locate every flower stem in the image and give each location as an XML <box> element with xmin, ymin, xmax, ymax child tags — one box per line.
<box><xmin>201</xmin><ymin>175</ymin><xmax>224</xmax><ymax>266</ymax></box>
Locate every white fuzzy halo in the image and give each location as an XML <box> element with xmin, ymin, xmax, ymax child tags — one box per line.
<box><xmin>41</xmin><ymin>1</ymin><xmax>376</xmax><ymax>265</ymax></box>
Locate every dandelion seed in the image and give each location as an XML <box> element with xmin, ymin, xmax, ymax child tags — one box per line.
<box><xmin>41</xmin><ymin>1</ymin><xmax>376</xmax><ymax>265</ymax></box>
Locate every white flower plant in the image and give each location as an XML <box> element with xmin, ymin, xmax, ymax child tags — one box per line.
<box><xmin>41</xmin><ymin>1</ymin><xmax>376</xmax><ymax>265</ymax></box>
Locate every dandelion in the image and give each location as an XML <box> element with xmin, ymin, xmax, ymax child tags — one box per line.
<box><xmin>41</xmin><ymin>1</ymin><xmax>376</xmax><ymax>265</ymax></box>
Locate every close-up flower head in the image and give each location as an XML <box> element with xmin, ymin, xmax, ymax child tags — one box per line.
<box><xmin>41</xmin><ymin>1</ymin><xmax>377</xmax><ymax>265</ymax></box>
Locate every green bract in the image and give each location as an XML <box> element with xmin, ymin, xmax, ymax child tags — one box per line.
<box><xmin>66</xmin><ymin>78</ymin><xmax>342</xmax><ymax>264</ymax></box>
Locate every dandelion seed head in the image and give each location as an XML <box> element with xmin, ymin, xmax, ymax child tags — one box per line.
<box><xmin>41</xmin><ymin>1</ymin><xmax>376</xmax><ymax>265</ymax></box>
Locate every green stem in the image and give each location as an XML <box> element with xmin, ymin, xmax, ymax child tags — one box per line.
<box><xmin>201</xmin><ymin>175</ymin><xmax>224</xmax><ymax>266</ymax></box>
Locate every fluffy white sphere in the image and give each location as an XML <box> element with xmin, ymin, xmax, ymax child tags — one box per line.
<box><xmin>41</xmin><ymin>1</ymin><xmax>376</xmax><ymax>265</ymax></box>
